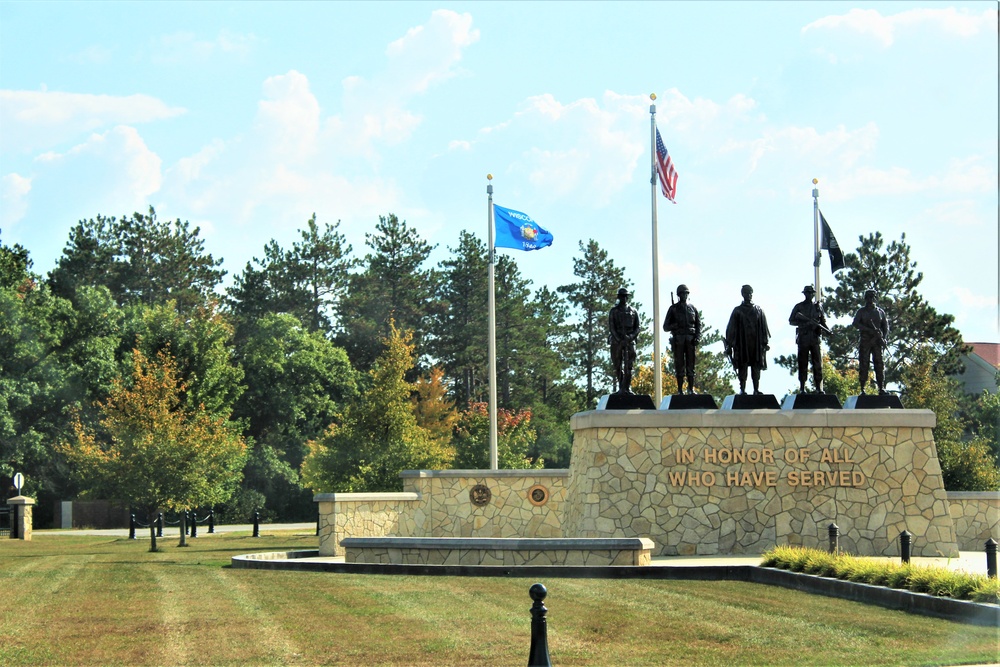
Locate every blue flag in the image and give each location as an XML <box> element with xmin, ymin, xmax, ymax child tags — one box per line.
<box><xmin>493</xmin><ymin>204</ymin><xmax>553</xmax><ymax>251</ymax></box>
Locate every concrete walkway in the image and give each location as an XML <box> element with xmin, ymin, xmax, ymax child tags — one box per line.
<box><xmin>33</xmin><ymin>524</ymin><xmax>994</xmax><ymax>576</ymax></box>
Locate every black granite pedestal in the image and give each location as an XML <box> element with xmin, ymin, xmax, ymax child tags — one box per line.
<box><xmin>721</xmin><ymin>394</ymin><xmax>781</xmax><ymax>410</ymax></box>
<box><xmin>844</xmin><ymin>394</ymin><xmax>904</xmax><ymax>409</ymax></box>
<box><xmin>598</xmin><ymin>393</ymin><xmax>657</xmax><ymax>410</ymax></box>
<box><xmin>781</xmin><ymin>393</ymin><xmax>843</xmax><ymax>409</ymax></box>
<box><xmin>659</xmin><ymin>394</ymin><xmax>719</xmax><ymax>410</ymax></box>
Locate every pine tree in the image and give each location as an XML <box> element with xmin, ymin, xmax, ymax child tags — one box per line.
<box><xmin>338</xmin><ymin>214</ymin><xmax>439</xmax><ymax>371</ymax></box>
<box><xmin>558</xmin><ymin>239</ymin><xmax>630</xmax><ymax>406</ymax></box>
<box><xmin>819</xmin><ymin>232</ymin><xmax>967</xmax><ymax>387</ymax></box>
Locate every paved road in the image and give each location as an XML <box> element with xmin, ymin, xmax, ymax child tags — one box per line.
<box><xmin>34</xmin><ymin>522</ymin><xmax>317</xmax><ymax>537</ymax></box>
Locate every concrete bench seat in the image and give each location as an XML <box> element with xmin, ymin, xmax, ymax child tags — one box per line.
<box><xmin>340</xmin><ymin>536</ymin><xmax>655</xmax><ymax>566</ymax></box>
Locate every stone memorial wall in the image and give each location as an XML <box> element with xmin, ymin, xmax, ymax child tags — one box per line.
<box><xmin>563</xmin><ymin>409</ymin><xmax>958</xmax><ymax>557</ymax></box>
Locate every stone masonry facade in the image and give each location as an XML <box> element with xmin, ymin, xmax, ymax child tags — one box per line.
<box><xmin>317</xmin><ymin>410</ymin><xmax>996</xmax><ymax>559</ymax></box>
<box><xmin>948</xmin><ymin>492</ymin><xmax>999</xmax><ymax>551</ymax></box>
<box><xmin>563</xmin><ymin>410</ymin><xmax>958</xmax><ymax>557</ymax></box>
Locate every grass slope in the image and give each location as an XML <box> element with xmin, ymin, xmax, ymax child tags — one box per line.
<box><xmin>1</xmin><ymin>532</ymin><xmax>997</xmax><ymax>666</ymax></box>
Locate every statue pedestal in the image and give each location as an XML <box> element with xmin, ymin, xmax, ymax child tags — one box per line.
<box><xmin>781</xmin><ymin>393</ymin><xmax>843</xmax><ymax>410</ymax></box>
<box><xmin>721</xmin><ymin>394</ymin><xmax>781</xmax><ymax>410</ymax></box>
<box><xmin>844</xmin><ymin>395</ymin><xmax>904</xmax><ymax>409</ymax></box>
<box><xmin>659</xmin><ymin>394</ymin><xmax>719</xmax><ymax>410</ymax></box>
<box><xmin>597</xmin><ymin>393</ymin><xmax>656</xmax><ymax>410</ymax></box>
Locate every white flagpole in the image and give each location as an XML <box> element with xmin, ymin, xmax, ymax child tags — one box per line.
<box><xmin>812</xmin><ymin>178</ymin><xmax>821</xmax><ymax>305</ymax></box>
<box><xmin>650</xmin><ymin>95</ymin><xmax>663</xmax><ymax>406</ymax></box>
<box><xmin>486</xmin><ymin>174</ymin><xmax>498</xmax><ymax>470</ymax></box>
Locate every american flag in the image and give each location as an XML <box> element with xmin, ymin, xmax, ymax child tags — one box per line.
<box><xmin>655</xmin><ymin>127</ymin><xmax>678</xmax><ymax>202</ymax></box>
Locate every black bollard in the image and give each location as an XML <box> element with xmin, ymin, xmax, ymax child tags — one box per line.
<box><xmin>129</xmin><ymin>513</ymin><xmax>137</xmax><ymax>540</ymax></box>
<box><xmin>899</xmin><ymin>530</ymin><xmax>913</xmax><ymax>564</ymax></box>
<box><xmin>157</xmin><ymin>513</ymin><xmax>164</xmax><ymax>538</ymax></box>
<box><xmin>184</xmin><ymin>510</ymin><xmax>191</xmax><ymax>536</ymax></box>
<box><xmin>986</xmin><ymin>538</ymin><xmax>997</xmax><ymax>579</ymax></box>
<box><xmin>827</xmin><ymin>523</ymin><xmax>839</xmax><ymax>555</ymax></box>
<box><xmin>252</xmin><ymin>511</ymin><xmax>260</xmax><ymax>538</ymax></box>
<box><xmin>527</xmin><ymin>583</ymin><xmax>552</xmax><ymax>667</ymax></box>
<box><xmin>191</xmin><ymin>511</ymin><xmax>198</xmax><ymax>538</ymax></box>
<box><xmin>208</xmin><ymin>509</ymin><xmax>215</xmax><ymax>534</ymax></box>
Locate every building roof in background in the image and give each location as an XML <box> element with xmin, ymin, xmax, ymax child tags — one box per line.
<box><xmin>968</xmin><ymin>343</ymin><xmax>1000</xmax><ymax>369</ymax></box>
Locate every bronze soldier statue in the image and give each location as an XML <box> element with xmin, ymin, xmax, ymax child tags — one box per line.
<box><xmin>663</xmin><ymin>284</ymin><xmax>701</xmax><ymax>395</ymax></box>
<box><xmin>852</xmin><ymin>288</ymin><xmax>889</xmax><ymax>395</ymax></box>
<box><xmin>608</xmin><ymin>287</ymin><xmax>640</xmax><ymax>394</ymax></box>
<box><xmin>725</xmin><ymin>284</ymin><xmax>771</xmax><ymax>395</ymax></box>
<box><xmin>788</xmin><ymin>285</ymin><xmax>828</xmax><ymax>393</ymax></box>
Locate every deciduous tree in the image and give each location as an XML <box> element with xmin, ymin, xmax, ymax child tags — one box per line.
<box><xmin>301</xmin><ymin>323</ymin><xmax>450</xmax><ymax>492</ymax></box>
<box><xmin>61</xmin><ymin>348</ymin><xmax>247</xmax><ymax>550</ymax></box>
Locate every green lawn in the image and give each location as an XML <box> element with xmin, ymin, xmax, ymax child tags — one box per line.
<box><xmin>1</xmin><ymin>532</ymin><xmax>997</xmax><ymax>666</ymax></box>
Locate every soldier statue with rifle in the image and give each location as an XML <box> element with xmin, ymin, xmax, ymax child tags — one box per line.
<box><xmin>788</xmin><ymin>285</ymin><xmax>830</xmax><ymax>394</ymax></box>
<box><xmin>852</xmin><ymin>288</ymin><xmax>889</xmax><ymax>395</ymax></box>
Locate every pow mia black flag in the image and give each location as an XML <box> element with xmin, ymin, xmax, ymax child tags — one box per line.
<box><xmin>819</xmin><ymin>211</ymin><xmax>845</xmax><ymax>273</ymax></box>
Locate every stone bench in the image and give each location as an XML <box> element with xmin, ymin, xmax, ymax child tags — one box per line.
<box><xmin>340</xmin><ymin>536</ymin><xmax>655</xmax><ymax>566</ymax></box>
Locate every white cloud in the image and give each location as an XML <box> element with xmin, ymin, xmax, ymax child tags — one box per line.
<box><xmin>322</xmin><ymin>10</ymin><xmax>479</xmax><ymax>157</ymax></box>
<box><xmin>831</xmin><ymin>157</ymin><xmax>995</xmax><ymax>199</ymax></box>
<box><xmin>386</xmin><ymin>9</ymin><xmax>480</xmax><ymax>94</ymax></box>
<box><xmin>803</xmin><ymin>7</ymin><xmax>997</xmax><ymax>47</ymax></box>
<box><xmin>1</xmin><ymin>173</ymin><xmax>32</xmax><ymax>228</ymax></box>
<box><xmin>34</xmin><ymin>125</ymin><xmax>162</xmax><ymax>212</ymax></box>
<box><xmin>719</xmin><ymin>122</ymin><xmax>879</xmax><ymax>176</ymax></box>
<box><xmin>952</xmin><ymin>286</ymin><xmax>997</xmax><ymax>310</ymax></box>
<box><xmin>0</xmin><ymin>89</ymin><xmax>185</xmax><ymax>154</ymax></box>
<box><xmin>150</xmin><ymin>29</ymin><xmax>259</xmax><ymax>64</ymax></box>
<box><xmin>256</xmin><ymin>70</ymin><xmax>321</xmax><ymax>161</ymax></box>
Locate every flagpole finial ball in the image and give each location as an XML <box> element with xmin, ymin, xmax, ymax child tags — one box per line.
<box><xmin>650</xmin><ymin>93</ymin><xmax>657</xmax><ymax>100</ymax></box>
<box><xmin>487</xmin><ymin>173</ymin><xmax>493</xmax><ymax>181</ymax></box>
<box><xmin>812</xmin><ymin>178</ymin><xmax>818</xmax><ymax>184</ymax></box>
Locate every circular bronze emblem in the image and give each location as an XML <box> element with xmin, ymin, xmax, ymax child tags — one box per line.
<box><xmin>527</xmin><ymin>484</ymin><xmax>549</xmax><ymax>506</ymax></box>
<box><xmin>469</xmin><ymin>484</ymin><xmax>492</xmax><ymax>507</ymax></box>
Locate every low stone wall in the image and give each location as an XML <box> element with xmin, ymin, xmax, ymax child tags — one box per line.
<box><xmin>563</xmin><ymin>409</ymin><xmax>958</xmax><ymax>557</ymax></box>
<box><xmin>341</xmin><ymin>536</ymin><xmax>653</xmax><ymax>566</ymax></box>
<box><xmin>947</xmin><ymin>491</ymin><xmax>1000</xmax><ymax>550</ymax></box>
<box><xmin>315</xmin><ymin>493</ymin><xmax>419</xmax><ymax>557</ymax></box>
<box><xmin>316</xmin><ymin>471</ymin><xmax>569</xmax><ymax>557</ymax></box>
<box><xmin>400</xmin><ymin>470</ymin><xmax>569</xmax><ymax>538</ymax></box>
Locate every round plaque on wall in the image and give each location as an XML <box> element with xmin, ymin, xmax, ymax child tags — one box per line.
<box><xmin>527</xmin><ymin>484</ymin><xmax>549</xmax><ymax>506</ymax></box>
<box><xmin>469</xmin><ymin>484</ymin><xmax>492</xmax><ymax>507</ymax></box>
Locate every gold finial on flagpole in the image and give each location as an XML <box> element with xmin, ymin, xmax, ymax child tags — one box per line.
<box><xmin>650</xmin><ymin>93</ymin><xmax>657</xmax><ymax>100</ymax></box>
<box><xmin>812</xmin><ymin>178</ymin><xmax>818</xmax><ymax>184</ymax></box>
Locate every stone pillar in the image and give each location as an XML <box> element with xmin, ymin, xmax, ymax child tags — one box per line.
<box><xmin>8</xmin><ymin>496</ymin><xmax>36</xmax><ymax>540</ymax></box>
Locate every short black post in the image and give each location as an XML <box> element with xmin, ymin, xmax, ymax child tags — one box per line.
<box><xmin>827</xmin><ymin>523</ymin><xmax>839</xmax><ymax>554</ymax></box>
<box><xmin>252</xmin><ymin>511</ymin><xmax>260</xmax><ymax>538</ymax></box>
<box><xmin>208</xmin><ymin>509</ymin><xmax>215</xmax><ymax>534</ymax></box>
<box><xmin>129</xmin><ymin>513</ymin><xmax>137</xmax><ymax>540</ymax></box>
<box><xmin>156</xmin><ymin>513</ymin><xmax>164</xmax><ymax>538</ymax></box>
<box><xmin>527</xmin><ymin>583</ymin><xmax>552</xmax><ymax>667</ymax></box>
<box><xmin>986</xmin><ymin>538</ymin><xmax>997</xmax><ymax>579</ymax></box>
<box><xmin>899</xmin><ymin>530</ymin><xmax>913</xmax><ymax>564</ymax></box>
<box><xmin>190</xmin><ymin>511</ymin><xmax>198</xmax><ymax>538</ymax></box>
<box><xmin>184</xmin><ymin>510</ymin><xmax>191</xmax><ymax>536</ymax></box>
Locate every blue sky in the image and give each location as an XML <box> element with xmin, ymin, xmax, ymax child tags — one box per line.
<box><xmin>1</xmin><ymin>1</ymin><xmax>997</xmax><ymax>395</ymax></box>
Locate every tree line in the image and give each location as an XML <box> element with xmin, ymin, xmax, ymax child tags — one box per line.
<box><xmin>1</xmin><ymin>208</ymin><xmax>995</xmax><ymax>528</ymax></box>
